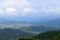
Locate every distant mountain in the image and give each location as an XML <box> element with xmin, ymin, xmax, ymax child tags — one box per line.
<box><xmin>0</xmin><ymin>19</ymin><xmax>30</xmax><ymax>24</ymax></box>
<box><xmin>0</xmin><ymin>28</ymin><xmax>34</xmax><ymax>40</ymax></box>
<box><xmin>0</xmin><ymin>18</ymin><xmax>60</xmax><ymax>25</ymax></box>
<box><xmin>39</xmin><ymin>19</ymin><xmax>60</xmax><ymax>26</ymax></box>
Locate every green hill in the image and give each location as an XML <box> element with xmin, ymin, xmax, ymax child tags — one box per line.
<box><xmin>18</xmin><ymin>30</ymin><xmax>60</xmax><ymax>40</ymax></box>
<box><xmin>33</xmin><ymin>30</ymin><xmax>60</xmax><ymax>40</ymax></box>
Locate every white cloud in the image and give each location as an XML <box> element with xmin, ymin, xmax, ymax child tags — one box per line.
<box><xmin>3</xmin><ymin>0</ymin><xmax>30</xmax><ymax>8</ymax></box>
<box><xmin>0</xmin><ymin>0</ymin><xmax>31</xmax><ymax>15</ymax></box>
<box><xmin>44</xmin><ymin>7</ymin><xmax>60</xmax><ymax>13</ymax></box>
<box><xmin>23</xmin><ymin>8</ymin><xmax>32</xmax><ymax>13</ymax></box>
<box><xmin>0</xmin><ymin>0</ymin><xmax>60</xmax><ymax>16</ymax></box>
<box><xmin>0</xmin><ymin>9</ymin><xmax>4</xmax><ymax>13</ymax></box>
<box><xmin>29</xmin><ymin>0</ymin><xmax>60</xmax><ymax>13</ymax></box>
<box><xmin>6</xmin><ymin>8</ymin><xmax>16</xmax><ymax>13</ymax></box>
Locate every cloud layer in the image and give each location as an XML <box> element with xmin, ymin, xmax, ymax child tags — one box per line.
<box><xmin>0</xmin><ymin>0</ymin><xmax>60</xmax><ymax>16</ymax></box>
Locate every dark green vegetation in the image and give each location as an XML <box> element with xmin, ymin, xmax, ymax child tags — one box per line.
<box><xmin>18</xmin><ymin>30</ymin><xmax>60</xmax><ymax>40</ymax></box>
<box><xmin>34</xmin><ymin>30</ymin><xmax>60</xmax><ymax>40</ymax></box>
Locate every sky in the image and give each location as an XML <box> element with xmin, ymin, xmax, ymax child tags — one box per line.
<box><xmin>0</xmin><ymin>0</ymin><xmax>60</xmax><ymax>20</ymax></box>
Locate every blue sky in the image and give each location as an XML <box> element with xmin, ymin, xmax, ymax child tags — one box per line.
<box><xmin>0</xmin><ymin>0</ymin><xmax>60</xmax><ymax>20</ymax></box>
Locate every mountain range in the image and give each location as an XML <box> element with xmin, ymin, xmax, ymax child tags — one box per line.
<box><xmin>0</xmin><ymin>17</ymin><xmax>60</xmax><ymax>40</ymax></box>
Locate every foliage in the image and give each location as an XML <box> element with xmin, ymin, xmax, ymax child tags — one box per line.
<box><xmin>18</xmin><ymin>30</ymin><xmax>60</xmax><ymax>40</ymax></box>
<box><xmin>18</xmin><ymin>37</ymin><xmax>40</xmax><ymax>40</ymax></box>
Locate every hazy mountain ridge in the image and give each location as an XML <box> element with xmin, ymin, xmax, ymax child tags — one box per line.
<box><xmin>20</xmin><ymin>25</ymin><xmax>60</xmax><ymax>33</ymax></box>
<box><xmin>39</xmin><ymin>19</ymin><xmax>60</xmax><ymax>27</ymax></box>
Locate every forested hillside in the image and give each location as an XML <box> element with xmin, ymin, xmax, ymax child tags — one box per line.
<box><xmin>18</xmin><ymin>30</ymin><xmax>60</xmax><ymax>40</ymax></box>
